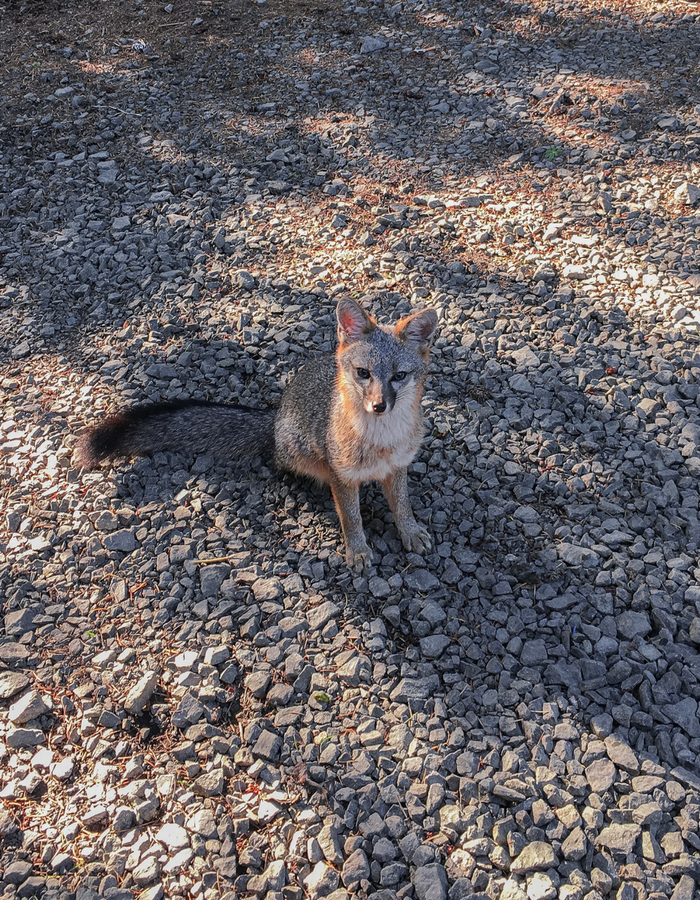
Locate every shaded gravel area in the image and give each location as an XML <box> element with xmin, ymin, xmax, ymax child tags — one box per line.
<box><xmin>2</xmin><ymin>1</ymin><xmax>700</xmax><ymax>900</ymax></box>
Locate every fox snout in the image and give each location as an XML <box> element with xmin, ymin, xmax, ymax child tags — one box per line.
<box><xmin>364</xmin><ymin>381</ymin><xmax>395</xmax><ymax>416</ymax></box>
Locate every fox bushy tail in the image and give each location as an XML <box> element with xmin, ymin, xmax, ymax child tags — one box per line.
<box><xmin>77</xmin><ymin>401</ymin><xmax>276</xmax><ymax>469</ymax></box>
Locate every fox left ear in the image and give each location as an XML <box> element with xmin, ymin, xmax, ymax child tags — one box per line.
<box><xmin>395</xmin><ymin>308</ymin><xmax>438</xmax><ymax>353</ymax></box>
<box><xmin>337</xmin><ymin>297</ymin><xmax>375</xmax><ymax>346</ymax></box>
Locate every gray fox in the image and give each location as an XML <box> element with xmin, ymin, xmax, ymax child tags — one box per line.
<box><xmin>79</xmin><ymin>298</ymin><xmax>438</xmax><ymax>571</ymax></box>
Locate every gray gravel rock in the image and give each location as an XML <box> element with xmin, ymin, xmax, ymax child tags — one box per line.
<box><xmin>413</xmin><ymin>863</ymin><xmax>449</xmax><ymax>900</ymax></box>
<box><xmin>342</xmin><ymin>848</ymin><xmax>370</xmax><ymax>890</ymax></box>
<box><xmin>304</xmin><ymin>861</ymin><xmax>340</xmax><ymax>897</ymax></box>
<box><xmin>123</xmin><ymin>671</ymin><xmax>159</xmax><ymax>715</ymax></box>
<box><xmin>595</xmin><ymin>824</ymin><xmax>641</xmax><ymax>856</ymax></box>
<box><xmin>510</xmin><ymin>842</ymin><xmax>559</xmax><ymax>874</ymax></box>
<box><xmin>0</xmin><ymin>670</ymin><xmax>30</xmax><ymax>700</ymax></box>
<box><xmin>8</xmin><ymin>690</ymin><xmax>50</xmax><ymax>724</ymax></box>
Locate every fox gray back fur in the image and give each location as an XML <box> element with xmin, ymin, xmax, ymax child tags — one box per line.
<box><xmin>78</xmin><ymin>297</ymin><xmax>438</xmax><ymax>570</ymax></box>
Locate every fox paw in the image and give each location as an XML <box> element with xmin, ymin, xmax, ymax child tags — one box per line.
<box><xmin>346</xmin><ymin>542</ymin><xmax>372</xmax><ymax>572</ymax></box>
<box><xmin>401</xmin><ymin>522</ymin><xmax>432</xmax><ymax>555</ymax></box>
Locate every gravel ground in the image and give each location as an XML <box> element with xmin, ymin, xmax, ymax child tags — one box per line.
<box><xmin>2</xmin><ymin>1</ymin><xmax>700</xmax><ymax>899</ymax></box>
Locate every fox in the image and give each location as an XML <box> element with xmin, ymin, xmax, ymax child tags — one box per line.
<box><xmin>78</xmin><ymin>297</ymin><xmax>439</xmax><ymax>571</ymax></box>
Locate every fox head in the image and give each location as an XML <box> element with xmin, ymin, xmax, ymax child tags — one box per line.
<box><xmin>335</xmin><ymin>297</ymin><xmax>438</xmax><ymax>416</ymax></box>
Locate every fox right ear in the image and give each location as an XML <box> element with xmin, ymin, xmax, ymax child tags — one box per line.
<box><xmin>337</xmin><ymin>298</ymin><xmax>375</xmax><ymax>346</ymax></box>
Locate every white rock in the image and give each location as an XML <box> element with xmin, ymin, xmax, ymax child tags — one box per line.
<box><xmin>674</xmin><ymin>182</ymin><xmax>700</xmax><ymax>205</ymax></box>
<box><xmin>9</xmin><ymin>690</ymin><xmax>51</xmax><ymax>724</ymax></box>
<box><xmin>155</xmin><ymin>823</ymin><xmax>190</xmax><ymax>851</ymax></box>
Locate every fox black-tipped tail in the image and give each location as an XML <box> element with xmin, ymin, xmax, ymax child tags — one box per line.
<box><xmin>77</xmin><ymin>401</ymin><xmax>276</xmax><ymax>469</ymax></box>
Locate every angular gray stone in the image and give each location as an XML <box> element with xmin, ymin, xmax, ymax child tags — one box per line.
<box><xmin>9</xmin><ymin>690</ymin><xmax>50</xmax><ymax>724</ymax></box>
<box><xmin>391</xmin><ymin>676</ymin><xmax>440</xmax><ymax>702</ymax></box>
<box><xmin>337</xmin><ymin>656</ymin><xmax>369</xmax><ymax>687</ymax></box>
<box><xmin>123</xmin><ymin>671</ymin><xmax>158</xmax><ymax>715</ymax></box>
<box><xmin>307</xmin><ymin>601</ymin><xmax>340</xmax><ymax>631</ymax></box>
<box><xmin>511</xmin><ymin>842</ymin><xmax>559</xmax><ymax>874</ymax></box>
<box><xmin>0</xmin><ymin>671</ymin><xmax>30</xmax><ymax>700</ymax></box>
<box><xmin>318</xmin><ymin>824</ymin><xmax>343</xmax><ymax>866</ymax></box>
<box><xmin>133</xmin><ymin>856</ymin><xmax>160</xmax><ymax>887</ymax></box>
<box><xmin>616</xmin><ymin>610</ymin><xmax>651</xmax><ymax>640</ymax></box>
<box><xmin>7</xmin><ymin>728</ymin><xmax>44</xmax><ymax>748</ymax></box>
<box><xmin>199</xmin><ymin>564</ymin><xmax>230</xmax><ymax>597</ymax></box>
<box><xmin>187</xmin><ymin>809</ymin><xmax>218</xmax><ymax>840</ymax></box>
<box><xmin>267</xmin><ymin>683</ymin><xmax>294</xmax><ymax>707</ymax></box>
<box><xmin>561</xmin><ymin>827</ymin><xmax>587</xmax><ymax>861</ymax></box>
<box><xmin>103</xmin><ymin>529</ymin><xmax>138</xmax><ymax>552</ymax></box>
<box><xmin>253</xmin><ymin>729</ymin><xmax>281</xmax><ymax>761</ymax></box>
<box><xmin>665</xmin><ymin>698</ymin><xmax>700</xmax><ymax>737</ymax></box>
<box><xmin>156</xmin><ymin>823</ymin><xmax>190</xmax><ymax>851</ymax></box>
<box><xmin>590</xmin><ymin>713</ymin><xmax>614</xmax><ymax>738</ymax></box>
<box><xmin>233</xmin><ymin>269</ymin><xmax>256</xmax><ymax>289</ymax></box>
<box><xmin>369</xmin><ymin>576</ymin><xmax>392</xmax><ymax>598</ymax></box>
<box><xmin>670</xmin><ymin>875</ymin><xmax>695</xmax><ymax>900</ymax></box>
<box><xmin>373</xmin><ymin>837</ymin><xmax>397</xmax><ymax>863</ymax></box>
<box><xmin>361</xmin><ymin>35</ymin><xmax>387</xmax><ymax>53</ymax></box>
<box><xmin>557</xmin><ymin>543</ymin><xmax>599</xmax><ymax>566</ymax></box>
<box><xmin>670</xmin><ymin>766</ymin><xmax>700</xmax><ymax>792</ymax></box>
<box><xmin>261</xmin><ymin>860</ymin><xmax>287</xmax><ymax>892</ymax></box>
<box><xmin>413</xmin><ymin>862</ymin><xmax>449</xmax><ymax>900</ymax></box>
<box><xmin>278</xmin><ymin>616</ymin><xmax>308</xmax><ymax>638</ymax></box>
<box><xmin>689</xmin><ymin>617</ymin><xmax>700</xmax><ymax>645</ymax></box>
<box><xmin>172</xmin><ymin>693</ymin><xmax>205</xmax><ymax>728</ymax></box>
<box><xmin>4</xmin><ymin>608</ymin><xmax>36</xmax><ymax>635</ymax></box>
<box><xmin>342</xmin><ymin>849</ymin><xmax>370</xmax><ymax>890</ymax></box>
<box><xmin>595</xmin><ymin>824</ymin><xmax>641</xmax><ymax>855</ymax></box>
<box><xmin>631</xmin><ymin>802</ymin><xmax>663</xmax><ymax>826</ymax></box>
<box><xmin>605</xmin><ymin>736</ymin><xmax>640</xmax><ymax>774</ymax></box>
<box><xmin>674</xmin><ymin>182</ymin><xmax>700</xmax><ymax>205</ymax></box>
<box><xmin>0</xmin><ymin>808</ymin><xmax>20</xmax><ymax>839</ymax></box>
<box><xmin>419</xmin><ymin>634</ymin><xmax>451</xmax><ymax>658</ymax></box>
<box><xmin>586</xmin><ymin>758</ymin><xmax>616</xmax><ymax>793</ymax></box>
<box><xmin>245</xmin><ymin>670</ymin><xmax>271</xmax><ymax>697</ymax></box>
<box><xmin>520</xmin><ymin>639</ymin><xmax>548</xmax><ymax>666</ymax></box>
<box><xmin>252</xmin><ymin>576</ymin><xmax>283</xmax><ymax>601</ymax></box>
<box><xmin>304</xmin><ymin>861</ymin><xmax>340</xmax><ymax>898</ymax></box>
<box><xmin>359</xmin><ymin>812</ymin><xmax>386</xmax><ymax>839</ymax></box>
<box><xmin>193</xmin><ymin>770</ymin><xmax>225</xmax><ymax>797</ymax></box>
<box><xmin>4</xmin><ymin>861</ymin><xmax>33</xmax><ymax>884</ymax></box>
<box><xmin>83</xmin><ymin>805</ymin><xmax>108</xmax><ymax>827</ymax></box>
<box><xmin>113</xmin><ymin>807</ymin><xmax>136</xmax><ymax>832</ymax></box>
<box><xmin>405</xmin><ymin>569</ymin><xmax>440</xmax><ymax>592</ymax></box>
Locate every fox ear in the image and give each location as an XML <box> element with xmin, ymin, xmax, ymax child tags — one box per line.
<box><xmin>395</xmin><ymin>307</ymin><xmax>438</xmax><ymax>353</ymax></box>
<box><xmin>337</xmin><ymin>298</ymin><xmax>375</xmax><ymax>345</ymax></box>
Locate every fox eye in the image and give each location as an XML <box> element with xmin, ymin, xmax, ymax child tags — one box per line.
<box><xmin>356</xmin><ymin>367</ymin><xmax>371</xmax><ymax>380</ymax></box>
<box><xmin>392</xmin><ymin>371</ymin><xmax>408</xmax><ymax>382</ymax></box>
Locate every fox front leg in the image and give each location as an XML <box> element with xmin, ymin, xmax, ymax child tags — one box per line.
<box><xmin>381</xmin><ymin>467</ymin><xmax>432</xmax><ymax>555</ymax></box>
<box><xmin>329</xmin><ymin>476</ymin><xmax>372</xmax><ymax>572</ymax></box>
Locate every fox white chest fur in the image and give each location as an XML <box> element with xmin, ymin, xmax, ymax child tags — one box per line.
<box><xmin>330</xmin><ymin>389</ymin><xmax>423</xmax><ymax>484</ymax></box>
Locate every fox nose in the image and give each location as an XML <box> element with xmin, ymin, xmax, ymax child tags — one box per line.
<box><xmin>372</xmin><ymin>401</ymin><xmax>386</xmax><ymax>414</ymax></box>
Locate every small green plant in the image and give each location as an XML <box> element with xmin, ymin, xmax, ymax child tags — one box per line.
<box><xmin>545</xmin><ymin>145</ymin><xmax>563</xmax><ymax>161</ymax></box>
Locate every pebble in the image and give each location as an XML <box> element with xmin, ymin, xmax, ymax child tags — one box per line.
<box><xmin>511</xmin><ymin>843</ymin><xmax>559</xmax><ymax>874</ymax></box>
<box><xmin>596</xmin><ymin>824</ymin><xmax>642</xmax><ymax>856</ymax></box>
